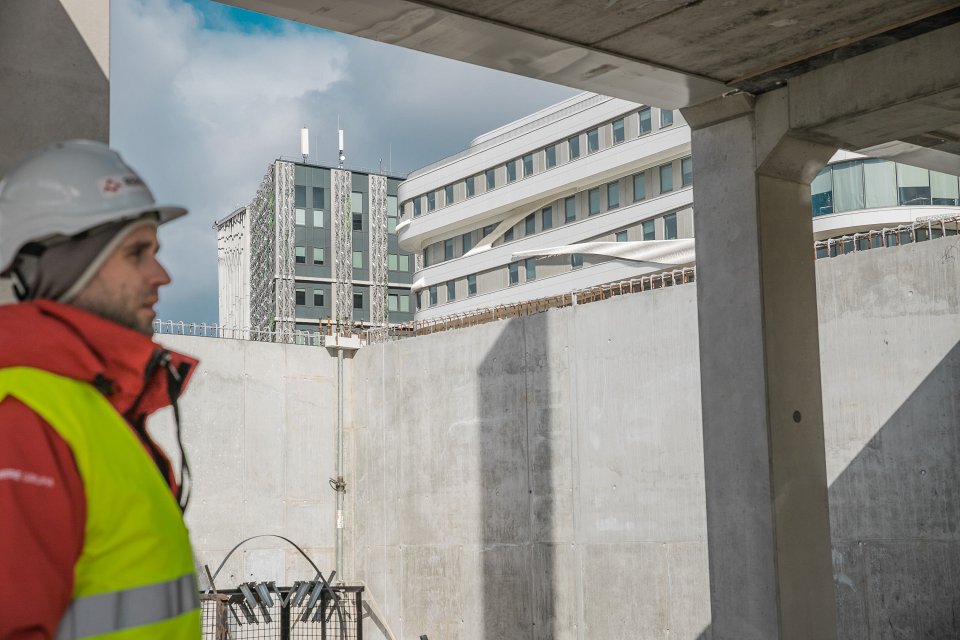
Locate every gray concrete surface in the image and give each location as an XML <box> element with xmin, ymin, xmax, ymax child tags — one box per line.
<box><xmin>151</xmin><ymin>335</ymin><xmax>348</xmax><ymax>587</ymax></box>
<box><xmin>158</xmin><ymin>234</ymin><xmax>958</xmax><ymax>638</ymax></box>
<box><xmin>0</xmin><ymin>0</ymin><xmax>110</xmax><ymax>174</ymax></box>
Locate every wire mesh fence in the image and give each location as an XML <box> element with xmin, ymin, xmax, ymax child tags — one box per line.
<box><xmin>201</xmin><ymin>586</ymin><xmax>363</xmax><ymax>640</ymax></box>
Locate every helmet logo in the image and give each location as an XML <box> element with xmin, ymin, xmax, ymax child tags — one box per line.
<box><xmin>99</xmin><ymin>175</ymin><xmax>145</xmax><ymax>197</ymax></box>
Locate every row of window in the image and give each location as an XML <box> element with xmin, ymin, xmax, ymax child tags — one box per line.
<box><xmin>294</xmin><ymin>247</ymin><xmax>412</xmax><ymax>272</ymax></box>
<box><xmin>294</xmin><ymin>287</ymin><xmax>412</xmax><ymax>313</ymax></box>
<box><xmin>420</xmin><ymin>210</ymin><xmax>685</xmax><ymax>309</ymax></box>
<box><xmin>811</xmin><ymin>158</ymin><xmax>960</xmax><ymax>216</ymax></box>
<box><xmin>294</xmin><ymin>194</ymin><xmax>400</xmax><ymax>232</ymax></box>
<box><xmin>424</xmin><ymin>157</ymin><xmax>692</xmax><ymax>267</ymax></box>
<box><xmin>407</xmin><ymin>107</ymin><xmax>678</xmax><ymax>217</ymax></box>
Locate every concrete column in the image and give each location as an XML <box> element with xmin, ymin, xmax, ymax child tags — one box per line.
<box><xmin>682</xmin><ymin>90</ymin><xmax>838</xmax><ymax>640</ymax></box>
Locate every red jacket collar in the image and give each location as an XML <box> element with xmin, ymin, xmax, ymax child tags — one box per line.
<box><xmin>0</xmin><ymin>300</ymin><xmax>197</xmax><ymax>421</ymax></box>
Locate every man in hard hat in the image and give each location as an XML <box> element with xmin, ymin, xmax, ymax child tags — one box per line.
<box><xmin>0</xmin><ymin>141</ymin><xmax>201</xmax><ymax>638</ymax></box>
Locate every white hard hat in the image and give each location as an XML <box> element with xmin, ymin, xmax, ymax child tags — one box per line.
<box><xmin>0</xmin><ymin>140</ymin><xmax>187</xmax><ymax>274</ymax></box>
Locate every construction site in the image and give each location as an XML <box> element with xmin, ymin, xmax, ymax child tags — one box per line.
<box><xmin>3</xmin><ymin>0</ymin><xmax>960</xmax><ymax>638</ymax></box>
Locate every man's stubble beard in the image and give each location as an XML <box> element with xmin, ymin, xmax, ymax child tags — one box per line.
<box><xmin>71</xmin><ymin>284</ymin><xmax>155</xmax><ymax>337</ymax></box>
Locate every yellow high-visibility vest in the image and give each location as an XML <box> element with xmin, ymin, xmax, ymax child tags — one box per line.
<box><xmin>0</xmin><ymin>367</ymin><xmax>200</xmax><ymax>639</ymax></box>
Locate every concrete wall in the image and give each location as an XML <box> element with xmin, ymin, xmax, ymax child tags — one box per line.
<box><xmin>349</xmin><ymin>235</ymin><xmax>959</xmax><ymax>640</ymax></box>
<box><xmin>150</xmin><ymin>335</ymin><xmax>347</xmax><ymax>588</ymax></box>
<box><xmin>159</xmin><ymin>235</ymin><xmax>958</xmax><ymax>638</ymax></box>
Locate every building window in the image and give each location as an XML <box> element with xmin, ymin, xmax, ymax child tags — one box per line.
<box><xmin>444</xmin><ymin>184</ymin><xmax>454</xmax><ymax>206</ymax></box>
<box><xmin>295</xmin><ymin>246</ymin><xmax>306</xmax><ymax>264</ymax></box>
<box><xmin>565</xmin><ymin>196</ymin><xmax>576</xmax><ymax>223</ymax></box>
<box><xmin>295</xmin><ymin>208</ymin><xmax>306</xmax><ymax>225</ymax></box>
<box><xmin>295</xmin><ymin>186</ymin><xmax>306</xmax><ymax>207</ymax></box>
<box><xmin>353</xmin><ymin>212</ymin><xmax>363</xmax><ymax>231</ymax></box>
<box><xmin>462</xmin><ymin>233</ymin><xmax>473</xmax><ymax>254</ymax></box>
<box><xmin>399</xmin><ymin>255</ymin><xmax>409</xmax><ymax>271</ymax></box>
<box><xmin>423</xmin><ymin>250</ymin><xmax>430</xmax><ymax>268</ymax></box>
<box><xmin>485</xmin><ymin>168</ymin><xmax>496</xmax><ymax>190</ymax></box>
<box><xmin>466</xmin><ymin>176</ymin><xmax>475</xmax><ymax>198</ymax></box>
<box><xmin>387</xmin><ymin>194</ymin><xmax>398</xmax><ymax>217</ymax></box>
<box><xmin>682</xmin><ymin>157</ymin><xmax>693</xmax><ymax>187</ymax></box>
<box><xmin>353</xmin><ymin>251</ymin><xmax>363</xmax><ymax>269</ymax></box>
<box><xmin>607</xmin><ymin>182</ymin><xmax>620</xmax><ymax>209</ymax></box>
<box><xmin>571</xmin><ymin>253</ymin><xmax>583</xmax><ymax>269</ymax></box>
<box><xmin>659</xmin><ymin>163</ymin><xmax>674</xmax><ymax>193</ymax></box>
<box><xmin>413</xmin><ymin>198</ymin><xmax>422</xmax><ymax>217</ymax></box>
<box><xmin>508</xmin><ymin>262</ymin><xmax>519</xmax><ymax>286</ymax></box>
<box><xmin>588</xmin><ymin>188</ymin><xmax>600</xmax><ymax>215</ymax></box>
<box><xmin>467</xmin><ymin>274</ymin><xmax>477</xmax><ymax>297</ymax></box>
<box><xmin>660</xmin><ymin>109</ymin><xmax>674</xmax><ymax>127</ymax></box>
<box><xmin>504</xmin><ymin>227</ymin><xmax>514</xmax><ymax>242</ymax></box>
<box><xmin>427</xmin><ymin>191</ymin><xmax>436</xmax><ymax>211</ymax></box>
<box><xmin>587</xmin><ymin>128</ymin><xmax>599</xmax><ymax>154</ymax></box>
<box><xmin>399</xmin><ymin>295</ymin><xmax>410</xmax><ymax>313</ymax></box>
<box><xmin>616</xmin><ymin>230</ymin><xmax>628</xmax><ymax>242</ymax></box>
<box><xmin>388</xmin><ymin>294</ymin><xmax>399</xmax><ymax>312</ymax></box>
<box><xmin>313</xmin><ymin>211</ymin><xmax>324</xmax><ymax>228</ymax></box>
<box><xmin>388</xmin><ymin>254</ymin><xmax>398</xmax><ymax>271</ymax></box>
<box><xmin>898</xmin><ymin>163</ymin><xmax>931</xmax><ymax>206</ymax></box>
<box><xmin>811</xmin><ymin>167</ymin><xmax>833</xmax><ymax>215</ymax></box>
<box><xmin>664</xmin><ymin>213</ymin><xmax>678</xmax><ymax>239</ymax></box>
<box><xmin>639</xmin><ymin>107</ymin><xmax>652</xmax><ymax>134</ymax></box>
<box><xmin>353</xmin><ymin>293</ymin><xmax>363</xmax><ymax>309</ymax></box>
<box><xmin>525</xmin><ymin>213</ymin><xmax>535</xmax><ymax>236</ymax></box>
<box><xmin>295</xmin><ymin>288</ymin><xmax>305</xmax><ymax>305</ymax></box>
<box><xmin>506</xmin><ymin>160</ymin><xmax>517</xmax><ymax>183</ymax></box>
<box><xmin>351</xmin><ymin>192</ymin><xmax>363</xmax><ymax>213</ymax></box>
<box><xmin>643</xmin><ymin>220</ymin><xmax>655</xmax><ymax>240</ymax></box>
<box><xmin>633</xmin><ymin>172</ymin><xmax>646</xmax><ymax>201</ymax></box>
<box><xmin>313</xmin><ymin>247</ymin><xmax>324</xmax><ymax>265</ymax></box>
<box><xmin>613</xmin><ymin>118</ymin><xmax>625</xmax><ymax>144</ymax></box>
<box><xmin>446</xmin><ymin>280</ymin><xmax>456</xmax><ymax>301</ymax></box>
<box><xmin>522</xmin><ymin>153</ymin><xmax>534</xmax><ymax>177</ymax></box>
<box><xmin>444</xmin><ymin>238</ymin><xmax>454</xmax><ymax>260</ymax></box>
<box><xmin>545</xmin><ymin>145</ymin><xmax>556</xmax><ymax>168</ymax></box>
<box><xmin>568</xmin><ymin>135</ymin><xmax>581</xmax><ymax>160</ymax></box>
<box><xmin>388</xmin><ymin>214</ymin><xmax>398</xmax><ymax>233</ymax></box>
<box><xmin>525</xmin><ymin>258</ymin><xmax>536</xmax><ymax>281</ymax></box>
<box><xmin>429</xmin><ymin>286</ymin><xmax>438</xmax><ymax>306</ymax></box>
<box><xmin>312</xmin><ymin>187</ymin><xmax>324</xmax><ymax>209</ymax></box>
<box><xmin>482</xmin><ymin>224</ymin><xmax>495</xmax><ymax>237</ymax></box>
<box><xmin>314</xmin><ymin>290</ymin><xmax>325</xmax><ymax>307</ymax></box>
<box><xmin>542</xmin><ymin>206</ymin><xmax>553</xmax><ymax>231</ymax></box>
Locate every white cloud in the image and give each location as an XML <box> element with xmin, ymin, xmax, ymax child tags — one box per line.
<box><xmin>111</xmin><ymin>0</ymin><xmax>578</xmax><ymax>323</ymax></box>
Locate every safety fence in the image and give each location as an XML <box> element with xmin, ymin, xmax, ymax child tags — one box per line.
<box><xmin>200</xmin><ymin>585</ymin><xmax>363</xmax><ymax>640</ymax></box>
<box><xmin>814</xmin><ymin>215</ymin><xmax>959</xmax><ymax>258</ymax></box>
<box><xmin>365</xmin><ymin>268</ymin><xmax>697</xmax><ymax>342</ymax></box>
<box><xmin>152</xmin><ymin>321</ymin><xmax>327</xmax><ymax>347</ymax></box>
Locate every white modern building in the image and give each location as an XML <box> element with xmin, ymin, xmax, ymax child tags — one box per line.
<box><xmin>398</xmin><ymin>93</ymin><xmax>960</xmax><ymax>321</ymax></box>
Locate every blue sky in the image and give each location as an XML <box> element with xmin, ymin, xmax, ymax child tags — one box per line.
<box><xmin>110</xmin><ymin>0</ymin><xmax>578</xmax><ymax>324</ymax></box>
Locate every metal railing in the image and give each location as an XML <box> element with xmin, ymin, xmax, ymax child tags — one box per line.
<box><xmin>814</xmin><ymin>214</ymin><xmax>959</xmax><ymax>259</ymax></box>
<box><xmin>152</xmin><ymin>321</ymin><xmax>326</xmax><ymax>347</ymax></box>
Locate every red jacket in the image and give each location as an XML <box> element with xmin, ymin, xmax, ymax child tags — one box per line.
<box><xmin>0</xmin><ymin>300</ymin><xmax>197</xmax><ymax>639</ymax></box>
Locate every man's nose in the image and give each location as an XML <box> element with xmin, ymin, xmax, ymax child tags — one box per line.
<box><xmin>149</xmin><ymin>257</ymin><xmax>172</xmax><ymax>286</ymax></box>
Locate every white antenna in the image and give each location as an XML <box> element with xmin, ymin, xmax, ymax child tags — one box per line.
<box><xmin>300</xmin><ymin>126</ymin><xmax>309</xmax><ymax>163</ymax></box>
<box><xmin>338</xmin><ymin>128</ymin><xmax>345</xmax><ymax>168</ymax></box>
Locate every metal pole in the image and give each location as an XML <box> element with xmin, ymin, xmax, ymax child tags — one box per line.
<box><xmin>336</xmin><ymin>347</ymin><xmax>344</xmax><ymax>579</ymax></box>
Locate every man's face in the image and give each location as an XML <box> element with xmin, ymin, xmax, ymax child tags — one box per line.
<box><xmin>72</xmin><ymin>224</ymin><xmax>171</xmax><ymax>336</ymax></box>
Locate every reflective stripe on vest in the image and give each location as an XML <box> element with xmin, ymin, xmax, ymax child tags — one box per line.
<box><xmin>56</xmin><ymin>574</ymin><xmax>198</xmax><ymax>639</ymax></box>
<box><xmin>0</xmin><ymin>367</ymin><xmax>200</xmax><ymax>639</ymax></box>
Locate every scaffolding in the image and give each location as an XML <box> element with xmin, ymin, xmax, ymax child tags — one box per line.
<box><xmin>368</xmin><ymin>174</ymin><xmax>389</xmax><ymax>328</ymax></box>
<box><xmin>249</xmin><ymin>164</ymin><xmax>277</xmax><ymax>333</ymax></box>
<box><xmin>332</xmin><ymin>169</ymin><xmax>354</xmax><ymax>327</ymax></box>
<box><xmin>274</xmin><ymin>161</ymin><xmax>296</xmax><ymax>334</ymax></box>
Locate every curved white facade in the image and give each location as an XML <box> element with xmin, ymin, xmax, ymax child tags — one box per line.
<box><xmin>399</xmin><ymin>93</ymin><xmax>960</xmax><ymax>321</ymax></box>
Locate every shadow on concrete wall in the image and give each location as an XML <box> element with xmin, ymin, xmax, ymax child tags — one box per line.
<box><xmin>694</xmin><ymin>339</ymin><xmax>960</xmax><ymax>640</ymax></box>
<box><xmin>477</xmin><ymin>314</ymin><xmax>556</xmax><ymax>639</ymax></box>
